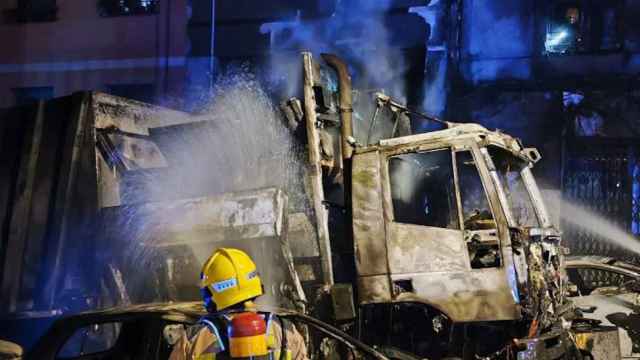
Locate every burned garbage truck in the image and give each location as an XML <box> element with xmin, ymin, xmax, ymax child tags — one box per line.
<box><xmin>292</xmin><ymin>53</ymin><xmax>578</xmax><ymax>359</ymax></box>
<box><xmin>0</xmin><ymin>53</ymin><xmax>615</xmax><ymax>359</ymax></box>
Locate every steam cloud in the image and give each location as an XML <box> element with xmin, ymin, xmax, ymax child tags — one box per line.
<box><xmin>109</xmin><ymin>71</ymin><xmax>308</xmax><ymax>304</ymax></box>
<box><xmin>262</xmin><ymin>0</ymin><xmax>410</xmax><ymax>103</ymax></box>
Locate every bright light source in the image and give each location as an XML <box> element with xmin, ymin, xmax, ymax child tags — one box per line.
<box><xmin>544</xmin><ymin>27</ymin><xmax>574</xmax><ymax>53</ymax></box>
<box><xmin>547</xmin><ymin>31</ymin><xmax>568</xmax><ymax>46</ymax></box>
<box><xmin>562</xmin><ymin>91</ymin><xmax>584</xmax><ymax>107</ymax></box>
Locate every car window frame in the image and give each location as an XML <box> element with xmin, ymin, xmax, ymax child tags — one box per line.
<box><xmin>28</xmin><ymin>311</ymin><xmax>198</xmax><ymax>360</ymax></box>
<box><xmin>55</xmin><ymin>321</ymin><xmax>123</xmax><ymax>359</ymax></box>
<box><xmin>565</xmin><ymin>263</ymin><xmax>640</xmax><ymax>294</ymax></box>
<box><xmin>277</xmin><ymin>312</ymin><xmax>389</xmax><ymax>360</ymax></box>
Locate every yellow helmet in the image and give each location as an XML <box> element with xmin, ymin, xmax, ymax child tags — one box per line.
<box><xmin>200</xmin><ymin>248</ymin><xmax>263</xmax><ymax>311</ymax></box>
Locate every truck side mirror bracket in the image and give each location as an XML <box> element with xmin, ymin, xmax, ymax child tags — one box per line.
<box><xmin>523</xmin><ymin>147</ymin><xmax>542</xmax><ymax>163</ymax></box>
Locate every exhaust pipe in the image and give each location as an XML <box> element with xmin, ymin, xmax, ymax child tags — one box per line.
<box><xmin>320</xmin><ymin>53</ymin><xmax>353</xmax><ymax>160</ymax></box>
<box><xmin>320</xmin><ymin>54</ymin><xmax>354</xmax><ymax>267</ymax></box>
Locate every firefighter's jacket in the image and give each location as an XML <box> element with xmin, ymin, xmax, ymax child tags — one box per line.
<box><xmin>169</xmin><ymin>314</ymin><xmax>308</xmax><ymax>360</ymax></box>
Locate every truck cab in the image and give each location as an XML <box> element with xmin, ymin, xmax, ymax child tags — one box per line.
<box><xmin>352</xmin><ymin>123</ymin><xmax>560</xmax><ymax>323</ymax></box>
<box><xmin>298</xmin><ymin>52</ymin><xmax>569</xmax><ymax>358</ymax></box>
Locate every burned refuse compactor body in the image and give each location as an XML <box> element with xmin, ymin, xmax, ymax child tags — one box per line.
<box><xmin>293</xmin><ymin>52</ymin><xmax>587</xmax><ymax>359</ymax></box>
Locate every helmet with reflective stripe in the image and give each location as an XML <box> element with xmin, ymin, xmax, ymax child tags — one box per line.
<box><xmin>201</xmin><ymin>248</ymin><xmax>263</xmax><ymax>311</ymax></box>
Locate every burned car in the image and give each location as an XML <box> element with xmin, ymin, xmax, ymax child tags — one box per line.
<box><xmin>565</xmin><ymin>256</ymin><xmax>640</xmax><ymax>295</ymax></box>
<box><xmin>25</xmin><ymin>302</ymin><xmax>395</xmax><ymax>360</ymax></box>
<box><xmin>566</xmin><ymin>256</ymin><xmax>640</xmax><ymax>358</ymax></box>
<box><xmin>0</xmin><ymin>340</ymin><xmax>22</xmax><ymax>360</ymax></box>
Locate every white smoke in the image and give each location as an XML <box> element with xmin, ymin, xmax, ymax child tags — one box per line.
<box><xmin>261</xmin><ymin>0</ymin><xmax>409</xmax><ymax>103</ymax></box>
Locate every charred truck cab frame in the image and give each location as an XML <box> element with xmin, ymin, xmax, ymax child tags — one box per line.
<box><xmin>351</xmin><ymin>125</ymin><xmax>570</xmax><ymax>358</ymax></box>
<box><xmin>300</xmin><ymin>52</ymin><xmax>571</xmax><ymax>358</ymax></box>
<box><xmin>353</xmin><ymin>124</ymin><xmax>560</xmax><ymax>322</ymax></box>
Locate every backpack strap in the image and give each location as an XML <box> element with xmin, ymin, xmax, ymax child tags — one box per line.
<box><xmin>198</xmin><ymin>315</ymin><xmax>228</xmax><ymax>352</ymax></box>
<box><xmin>277</xmin><ymin>317</ymin><xmax>289</xmax><ymax>360</ymax></box>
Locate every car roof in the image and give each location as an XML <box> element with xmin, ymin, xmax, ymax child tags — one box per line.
<box><xmin>28</xmin><ymin>302</ymin><xmax>389</xmax><ymax>360</ymax></box>
<box><xmin>50</xmin><ymin>301</ymin><xmax>311</xmax><ymax>326</ymax></box>
<box><xmin>73</xmin><ymin>301</ymin><xmax>206</xmax><ymax>317</ymax></box>
<box><xmin>565</xmin><ymin>255</ymin><xmax>640</xmax><ymax>276</ymax></box>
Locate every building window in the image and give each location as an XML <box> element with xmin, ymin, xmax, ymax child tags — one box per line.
<box><xmin>545</xmin><ymin>3</ymin><xmax>582</xmax><ymax>53</ymax></box>
<box><xmin>98</xmin><ymin>0</ymin><xmax>159</xmax><ymax>17</ymax></box>
<box><xmin>6</xmin><ymin>0</ymin><xmax>58</xmax><ymax>23</ymax></box>
<box><xmin>12</xmin><ymin>86</ymin><xmax>54</xmax><ymax>105</ymax></box>
<box><xmin>545</xmin><ymin>1</ymin><xmax>623</xmax><ymax>54</ymax></box>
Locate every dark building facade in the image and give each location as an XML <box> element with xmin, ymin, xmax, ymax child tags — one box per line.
<box><xmin>447</xmin><ymin>0</ymin><xmax>640</xmax><ymax>259</ymax></box>
<box><xmin>204</xmin><ymin>0</ymin><xmax>640</xmax><ymax>260</ymax></box>
<box><xmin>0</xmin><ymin>0</ymin><xmax>188</xmax><ymax>108</ymax></box>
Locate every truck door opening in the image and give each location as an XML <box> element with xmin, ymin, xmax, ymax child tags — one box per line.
<box><xmin>389</xmin><ymin>149</ymin><xmax>459</xmax><ymax>229</ymax></box>
<box><xmin>455</xmin><ymin>150</ymin><xmax>501</xmax><ymax>269</ymax></box>
<box><xmin>488</xmin><ymin>146</ymin><xmax>540</xmax><ymax>228</ymax></box>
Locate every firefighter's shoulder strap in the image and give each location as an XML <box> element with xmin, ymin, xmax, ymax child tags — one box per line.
<box><xmin>194</xmin><ymin>312</ymin><xmax>291</xmax><ymax>360</ymax></box>
<box><xmin>191</xmin><ymin>314</ymin><xmax>230</xmax><ymax>360</ymax></box>
<box><xmin>270</xmin><ymin>315</ymin><xmax>291</xmax><ymax>360</ymax></box>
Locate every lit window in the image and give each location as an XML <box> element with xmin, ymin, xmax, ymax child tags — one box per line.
<box><xmin>98</xmin><ymin>0</ymin><xmax>159</xmax><ymax>17</ymax></box>
<box><xmin>545</xmin><ymin>3</ymin><xmax>583</xmax><ymax>53</ymax></box>
<box><xmin>545</xmin><ymin>1</ymin><xmax>623</xmax><ymax>54</ymax></box>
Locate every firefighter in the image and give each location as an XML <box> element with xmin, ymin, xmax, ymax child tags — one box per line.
<box><xmin>169</xmin><ymin>248</ymin><xmax>308</xmax><ymax>360</ymax></box>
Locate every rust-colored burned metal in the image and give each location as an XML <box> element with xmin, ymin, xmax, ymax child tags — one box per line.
<box><xmin>92</xmin><ymin>92</ymin><xmax>195</xmax><ymax>208</ymax></box>
<box><xmin>320</xmin><ymin>53</ymin><xmax>353</xmax><ymax>161</ymax></box>
<box><xmin>298</xmin><ymin>53</ymin><xmax>573</xmax><ymax>358</ymax></box>
<box><xmin>101</xmin><ymin>188</ymin><xmax>307</xmax><ymax>308</ymax></box>
<box><xmin>0</xmin><ymin>91</ymin><xmax>198</xmax><ymax>313</ymax></box>
<box><xmin>352</xmin><ymin>123</ymin><xmax>566</xmax><ymax>323</ymax></box>
<box><xmin>302</xmin><ymin>52</ymin><xmax>335</xmax><ymax>286</ymax></box>
<box><xmin>351</xmin><ymin>150</ymin><xmax>388</xmax><ymax>277</ymax></box>
<box><xmin>92</xmin><ymin>92</ymin><xmax>191</xmax><ymax>136</ymax></box>
<box><xmin>573</xmin><ymin>326</ymin><xmax>621</xmax><ymax>360</ymax></box>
